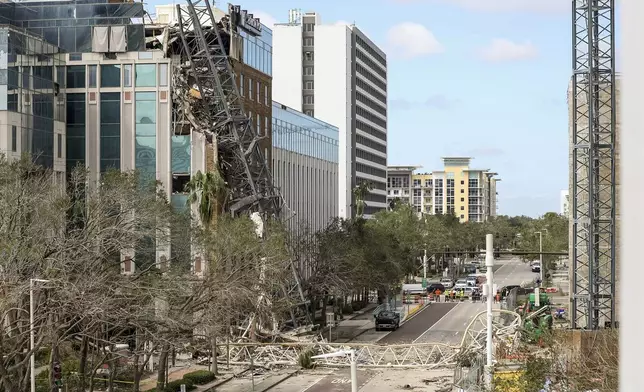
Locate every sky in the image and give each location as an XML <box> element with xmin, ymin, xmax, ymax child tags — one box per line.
<box><xmin>148</xmin><ymin>0</ymin><xmax>620</xmax><ymax>218</ymax></box>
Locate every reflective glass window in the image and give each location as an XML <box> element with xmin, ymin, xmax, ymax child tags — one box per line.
<box><xmin>159</xmin><ymin>63</ymin><xmax>168</xmax><ymax>87</ymax></box>
<box><xmin>33</xmin><ymin>66</ymin><xmax>53</xmax><ymax>89</ymax></box>
<box><xmin>135</xmin><ymin>92</ymin><xmax>157</xmax><ymax>185</ymax></box>
<box><xmin>135</xmin><ymin>64</ymin><xmax>156</xmax><ymax>87</ymax></box>
<box><xmin>124</xmin><ymin>64</ymin><xmax>132</xmax><ymax>87</ymax></box>
<box><xmin>171</xmin><ymin>135</ymin><xmax>191</xmax><ymax>174</ymax></box>
<box><xmin>100</xmin><ymin>92</ymin><xmax>120</xmax><ymax>172</ymax></box>
<box><xmin>100</xmin><ymin>64</ymin><xmax>121</xmax><ymax>87</ymax></box>
<box><xmin>66</xmin><ymin>93</ymin><xmax>86</xmax><ymax>172</ymax></box>
<box><xmin>88</xmin><ymin>65</ymin><xmax>97</xmax><ymax>88</ymax></box>
<box><xmin>11</xmin><ymin>126</ymin><xmax>17</xmax><ymax>152</ymax></box>
<box><xmin>66</xmin><ymin>66</ymin><xmax>86</xmax><ymax>88</ymax></box>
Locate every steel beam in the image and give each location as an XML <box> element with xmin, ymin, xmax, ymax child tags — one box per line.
<box><xmin>571</xmin><ymin>0</ymin><xmax>616</xmax><ymax>329</ymax></box>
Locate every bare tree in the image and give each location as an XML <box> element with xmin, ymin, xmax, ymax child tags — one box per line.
<box><xmin>0</xmin><ymin>157</ymin><xmax>185</xmax><ymax>392</ymax></box>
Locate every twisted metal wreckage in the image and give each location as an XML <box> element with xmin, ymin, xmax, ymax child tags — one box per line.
<box><xmin>145</xmin><ymin>0</ymin><xmax>311</xmax><ymax>343</ymax></box>
<box><xmin>143</xmin><ymin>0</ymin><xmax>524</xmax><ymax>374</ymax></box>
<box><xmin>210</xmin><ymin>309</ymin><xmax>522</xmax><ymax>372</ymax></box>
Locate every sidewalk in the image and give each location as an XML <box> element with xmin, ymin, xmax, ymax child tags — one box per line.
<box><xmin>139</xmin><ymin>364</ymin><xmax>209</xmax><ymax>391</ymax></box>
<box><xmin>325</xmin><ymin>303</ymin><xmax>378</xmax><ymax>343</ymax></box>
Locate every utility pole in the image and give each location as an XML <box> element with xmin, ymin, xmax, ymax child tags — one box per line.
<box><xmin>484</xmin><ymin>234</ymin><xmax>495</xmax><ymax>390</ymax></box>
<box><xmin>30</xmin><ymin>278</ymin><xmax>50</xmax><ymax>392</ymax></box>
<box><xmin>422</xmin><ymin>249</ymin><xmax>428</xmax><ymax>287</ymax></box>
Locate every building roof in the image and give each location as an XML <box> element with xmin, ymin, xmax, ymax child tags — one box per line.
<box><xmin>388</xmin><ymin>165</ymin><xmax>422</xmax><ymax>171</ymax></box>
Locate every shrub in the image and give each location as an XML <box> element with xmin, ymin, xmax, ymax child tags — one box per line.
<box><xmin>160</xmin><ymin>378</ymin><xmax>195</xmax><ymax>392</ymax></box>
<box><xmin>352</xmin><ymin>301</ymin><xmax>365</xmax><ymax>311</ymax></box>
<box><xmin>34</xmin><ymin>347</ymin><xmax>51</xmax><ymax>366</ymax></box>
<box><xmin>183</xmin><ymin>370</ymin><xmax>216</xmax><ymax>385</ymax></box>
<box><xmin>298</xmin><ymin>349</ymin><xmax>315</xmax><ymax>369</ymax></box>
<box><xmin>342</xmin><ymin>305</ymin><xmax>353</xmax><ymax>315</ymax></box>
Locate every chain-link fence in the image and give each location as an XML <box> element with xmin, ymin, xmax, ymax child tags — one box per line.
<box><xmin>453</xmin><ymin>352</ymin><xmax>486</xmax><ymax>392</ymax></box>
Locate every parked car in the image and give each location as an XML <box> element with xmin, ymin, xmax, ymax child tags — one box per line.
<box><xmin>375</xmin><ymin>310</ymin><xmax>400</xmax><ymax>331</ymax></box>
<box><xmin>440</xmin><ymin>277</ymin><xmax>454</xmax><ymax>288</ymax></box>
<box><xmin>531</xmin><ymin>262</ymin><xmax>541</xmax><ymax>273</ymax></box>
<box><xmin>454</xmin><ymin>279</ymin><xmax>468</xmax><ymax>289</ymax></box>
<box><xmin>466</xmin><ymin>275</ymin><xmax>478</xmax><ymax>286</ymax></box>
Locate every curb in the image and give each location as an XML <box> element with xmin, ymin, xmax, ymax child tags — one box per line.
<box><xmin>400</xmin><ymin>302</ymin><xmax>431</xmax><ymax>326</ymax></box>
<box><xmin>200</xmin><ymin>375</ymin><xmax>235</xmax><ymax>391</ymax></box>
<box><xmin>342</xmin><ymin>326</ymin><xmax>372</xmax><ymax>343</ymax></box>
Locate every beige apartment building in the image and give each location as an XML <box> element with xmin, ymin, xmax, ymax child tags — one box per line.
<box><xmin>387</xmin><ymin>157</ymin><xmax>499</xmax><ymax>223</ymax></box>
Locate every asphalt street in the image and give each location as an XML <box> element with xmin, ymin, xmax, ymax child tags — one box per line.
<box><xmin>415</xmin><ymin>258</ymin><xmax>538</xmax><ymax>345</ymax></box>
<box><xmin>301</xmin><ymin>369</ymin><xmax>376</xmax><ymax>392</ymax></box>
<box><xmin>377</xmin><ymin>303</ymin><xmax>458</xmax><ymax>344</ymax></box>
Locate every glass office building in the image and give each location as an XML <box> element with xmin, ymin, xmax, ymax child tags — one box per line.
<box><xmin>272</xmin><ymin>101</ymin><xmax>339</xmax><ymax>235</ymax></box>
<box><xmin>1</xmin><ymin>26</ymin><xmax>66</xmax><ymax>171</ymax></box>
<box><xmin>0</xmin><ymin>0</ymin><xmax>145</xmax><ymax>53</ymax></box>
<box><xmin>240</xmin><ymin>27</ymin><xmax>272</xmax><ymax>76</ymax></box>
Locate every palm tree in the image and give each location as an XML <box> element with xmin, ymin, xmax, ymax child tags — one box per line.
<box><xmin>185</xmin><ymin>169</ymin><xmax>227</xmax><ymax>226</ymax></box>
<box><xmin>353</xmin><ymin>181</ymin><xmax>373</xmax><ymax>218</ymax></box>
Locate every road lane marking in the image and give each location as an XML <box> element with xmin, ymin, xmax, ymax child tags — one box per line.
<box><xmin>413</xmin><ymin>304</ymin><xmax>460</xmax><ymax>343</ymax></box>
<box><xmin>301</xmin><ymin>377</ymin><xmax>324</xmax><ymax>392</ymax></box>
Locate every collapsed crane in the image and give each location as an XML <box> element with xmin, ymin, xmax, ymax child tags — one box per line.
<box><xmin>171</xmin><ymin>0</ymin><xmax>312</xmax><ymax>338</ymax></box>
<box><xmin>174</xmin><ymin>0</ymin><xmax>279</xmax><ymax>216</ymax></box>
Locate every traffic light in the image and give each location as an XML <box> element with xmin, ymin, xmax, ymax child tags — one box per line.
<box><xmin>52</xmin><ymin>362</ymin><xmax>63</xmax><ymax>387</ymax></box>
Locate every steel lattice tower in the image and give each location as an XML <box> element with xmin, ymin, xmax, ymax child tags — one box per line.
<box><xmin>175</xmin><ymin>0</ymin><xmax>282</xmax><ymax>217</ymax></box>
<box><xmin>571</xmin><ymin>0</ymin><xmax>616</xmax><ymax>329</ymax></box>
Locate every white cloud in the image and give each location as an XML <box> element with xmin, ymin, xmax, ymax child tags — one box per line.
<box><xmin>250</xmin><ymin>10</ymin><xmax>277</xmax><ymax>28</ymax></box>
<box><xmin>478</xmin><ymin>39</ymin><xmax>538</xmax><ymax>62</ymax></box>
<box><xmin>386</xmin><ymin>22</ymin><xmax>443</xmax><ymax>59</ymax></box>
<box><xmin>390</xmin><ymin>0</ymin><xmax>568</xmax><ymax>14</ymax></box>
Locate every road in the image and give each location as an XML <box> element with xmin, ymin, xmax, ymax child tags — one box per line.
<box><xmin>216</xmin><ymin>258</ymin><xmax>537</xmax><ymax>392</ymax></box>
<box><xmin>415</xmin><ymin>257</ymin><xmax>537</xmax><ymax>345</ymax></box>
<box><xmin>377</xmin><ymin>303</ymin><xmax>457</xmax><ymax>344</ymax></box>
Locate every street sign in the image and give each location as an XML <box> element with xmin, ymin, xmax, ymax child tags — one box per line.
<box><xmin>421</xmin><ymin>278</ymin><xmax>427</xmax><ymax>288</ymax></box>
<box><xmin>326</xmin><ymin>312</ymin><xmax>335</xmax><ymax>327</ymax></box>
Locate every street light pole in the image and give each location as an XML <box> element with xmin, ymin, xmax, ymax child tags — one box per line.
<box><xmin>30</xmin><ymin>278</ymin><xmax>50</xmax><ymax>392</ymax></box>
<box><xmin>423</xmin><ymin>249</ymin><xmax>427</xmax><ymax>282</ymax></box>
<box><xmin>349</xmin><ymin>350</ymin><xmax>358</xmax><ymax>392</ymax></box>
<box><xmin>484</xmin><ymin>234</ymin><xmax>495</xmax><ymax>390</ymax></box>
<box><xmin>311</xmin><ymin>350</ymin><xmax>357</xmax><ymax>392</ymax></box>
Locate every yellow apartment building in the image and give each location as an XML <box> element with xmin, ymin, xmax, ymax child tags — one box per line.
<box><xmin>387</xmin><ymin>157</ymin><xmax>500</xmax><ymax>223</ymax></box>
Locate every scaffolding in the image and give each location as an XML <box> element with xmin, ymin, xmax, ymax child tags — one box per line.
<box><xmin>570</xmin><ymin>0</ymin><xmax>617</xmax><ymax>329</ymax></box>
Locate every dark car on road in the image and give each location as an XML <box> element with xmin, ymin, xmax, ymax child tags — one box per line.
<box><xmin>375</xmin><ymin>310</ymin><xmax>400</xmax><ymax>331</ymax></box>
<box><xmin>500</xmin><ymin>285</ymin><xmax>533</xmax><ymax>299</ymax></box>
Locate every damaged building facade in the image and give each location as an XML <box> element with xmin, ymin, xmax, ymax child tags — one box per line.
<box><xmin>0</xmin><ymin>0</ymin><xmax>338</xmax><ymax>274</ymax></box>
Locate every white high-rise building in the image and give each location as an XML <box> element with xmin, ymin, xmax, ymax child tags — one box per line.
<box><xmin>272</xmin><ymin>10</ymin><xmax>388</xmax><ymax>218</ymax></box>
<box><xmin>560</xmin><ymin>189</ymin><xmax>570</xmax><ymax>216</ymax></box>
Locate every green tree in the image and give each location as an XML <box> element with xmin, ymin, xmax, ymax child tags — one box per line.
<box><xmin>352</xmin><ymin>181</ymin><xmax>373</xmax><ymax>217</ymax></box>
<box><xmin>185</xmin><ymin>170</ymin><xmax>227</xmax><ymax>226</ymax></box>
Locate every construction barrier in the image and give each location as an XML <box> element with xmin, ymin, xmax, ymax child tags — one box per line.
<box><xmin>403</xmin><ymin>304</ymin><xmax>424</xmax><ymax>321</ymax></box>
<box><xmin>544</xmin><ymin>287</ymin><xmax>559</xmax><ymax>293</ymax></box>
